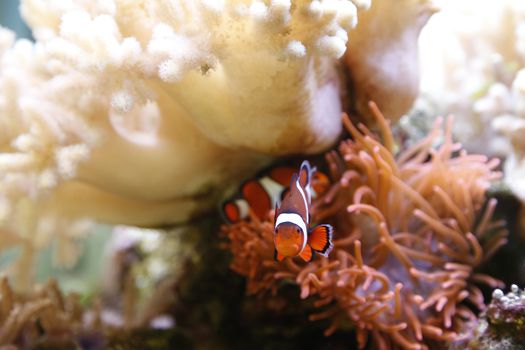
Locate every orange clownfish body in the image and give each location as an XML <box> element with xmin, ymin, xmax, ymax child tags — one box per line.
<box><xmin>222</xmin><ymin>166</ymin><xmax>296</xmax><ymax>224</ymax></box>
<box><xmin>274</xmin><ymin>161</ymin><xmax>333</xmax><ymax>262</ymax></box>
<box><xmin>221</xmin><ymin>164</ymin><xmax>330</xmax><ymax>224</ymax></box>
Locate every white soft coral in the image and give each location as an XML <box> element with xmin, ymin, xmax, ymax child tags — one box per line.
<box><xmin>345</xmin><ymin>0</ymin><xmax>436</xmax><ymax>122</ymax></box>
<box><xmin>0</xmin><ymin>0</ymin><xmax>364</xmax><ymax>287</ymax></box>
<box><xmin>1</xmin><ymin>1</ymin><xmax>368</xmax><ymax>231</ymax></box>
<box><xmin>0</xmin><ymin>27</ymin><xmax>95</xmax><ymax>212</ymax></box>
<box><xmin>418</xmin><ymin>0</ymin><xmax>525</xmax><ymax>201</ymax></box>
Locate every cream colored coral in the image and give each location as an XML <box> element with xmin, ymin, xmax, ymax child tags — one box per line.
<box><xmin>1</xmin><ymin>1</ymin><xmax>370</xmax><ymax>226</ymax></box>
<box><xmin>345</xmin><ymin>0</ymin><xmax>436</xmax><ymax>122</ymax></box>
<box><xmin>418</xmin><ymin>0</ymin><xmax>525</xmax><ymax>201</ymax></box>
<box><xmin>418</xmin><ymin>0</ymin><xmax>525</xmax><ymax>155</ymax></box>
<box><xmin>493</xmin><ymin>69</ymin><xmax>525</xmax><ymax>200</ymax></box>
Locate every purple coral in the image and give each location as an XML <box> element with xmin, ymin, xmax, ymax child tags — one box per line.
<box><xmin>452</xmin><ymin>285</ymin><xmax>525</xmax><ymax>349</ymax></box>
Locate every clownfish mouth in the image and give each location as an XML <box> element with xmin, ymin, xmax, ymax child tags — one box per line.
<box><xmin>278</xmin><ymin>243</ymin><xmax>300</xmax><ymax>257</ymax></box>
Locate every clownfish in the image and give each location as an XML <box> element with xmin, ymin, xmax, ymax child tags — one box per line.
<box><xmin>222</xmin><ymin>166</ymin><xmax>296</xmax><ymax>224</ymax></box>
<box><xmin>222</xmin><ymin>164</ymin><xmax>330</xmax><ymax>224</ymax></box>
<box><xmin>274</xmin><ymin>161</ymin><xmax>333</xmax><ymax>262</ymax></box>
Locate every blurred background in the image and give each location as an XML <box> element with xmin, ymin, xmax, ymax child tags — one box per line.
<box><xmin>0</xmin><ymin>0</ymin><xmax>32</xmax><ymax>39</ymax></box>
<box><xmin>1</xmin><ymin>1</ymin><xmax>524</xmax><ymax>349</ymax></box>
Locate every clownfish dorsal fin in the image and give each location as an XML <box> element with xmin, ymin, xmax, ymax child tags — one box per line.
<box><xmin>299</xmin><ymin>244</ymin><xmax>314</xmax><ymax>262</ymax></box>
<box><xmin>289</xmin><ymin>173</ymin><xmax>299</xmax><ymax>188</ymax></box>
<box><xmin>280</xmin><ymin>187</ymin><xmax>290</xmax><ymax>201</ymax></box>
<box><xmin>308</xmin><ymin>224</ymin><xmax>334</xmax><ymax>256</ymax></box>
<box><xmin>298</xmin><ymin>160</ymin><xmax>312</xmax><ymax>188</ymax></box>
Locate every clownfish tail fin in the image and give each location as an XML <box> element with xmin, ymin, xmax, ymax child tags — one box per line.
<box><xmin>308</xmin><ymin>224</ymin><xmax>334</xmax><ymax>257</ymax></box>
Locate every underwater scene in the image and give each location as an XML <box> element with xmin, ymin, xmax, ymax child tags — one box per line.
<box><xmin>1</xmin><ymin>0</ymin><xmax>525</xmax><ymax>349</ymax></box>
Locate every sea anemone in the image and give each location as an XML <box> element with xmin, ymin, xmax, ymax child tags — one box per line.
<box><xmin>222</xmin><ymin>103</ymin><xmax>507</xmax><ymax>349</ymax></box>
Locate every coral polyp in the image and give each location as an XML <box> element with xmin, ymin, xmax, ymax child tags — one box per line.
<box><xmin>452</xmin><ymin>285</ymin><xmax>525</xmax><ymax>349</ymax></box>
<box><xmin>222</xmin><ymin>103</ymin><xmax>507</xmax><ymax>349</ymax></box>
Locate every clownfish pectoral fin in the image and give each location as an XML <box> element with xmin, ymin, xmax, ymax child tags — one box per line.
<box><xmin>241</xmin><ymin>180</ymin><xmax>272</xmax><ymax>220</ymax></box>
<box><xmin>299</xmin><ymin>160</ymin><xmax>312</xmax><ymax>188</ymax></box>
<box><xmin>299</xmin><ymin>245</ymin><xmax>314</xmax><ymax>262</ymax></box>
<box><xmin>274</xmin><ymin>249</ymin><xmax>285</xmax><ymax>262</ymax></box>
<box><xmin>308</xmin><ymin>224</ymin><xmax>334</xmax><ymax>256</ymax></box>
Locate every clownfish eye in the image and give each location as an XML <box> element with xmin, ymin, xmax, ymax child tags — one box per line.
<box><xmin>296</xmin><ymin>228</ymin><xmax>301</xmax><ymax>233</ymax></box>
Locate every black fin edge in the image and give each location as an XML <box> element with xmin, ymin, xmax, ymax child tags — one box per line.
<box><xmin>308</xmin><ymin>249</ymin><xmax>316</xmax><ymax>262</ymax></box>
<box><xmin>312</xmin><ymin>224</ymin><xmax>334</xmax><ymax>257</ymax></box>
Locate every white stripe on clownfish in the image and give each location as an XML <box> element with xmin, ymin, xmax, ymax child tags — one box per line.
<box><xmin>305</xmin><ymin>183</ymin><xmax>312</xmax><ymax>204</ymax></box>
<box><xmin>275</xmin><ymin>212</ymin><xmax>308</xmax><ymax>252</ymax></box>
<box><xmin>234</xmin><ymin>198</ymin><xmax>250</xmax><ymax>219</ymax></box>
<box><xmin>305</xmin><ymin>166</ymin><xmax>314</xmax><ymax>203</ymax></box>
<box><xmin>259</xmin><ymin>176</ymin><xmax>285</xmax><ymax>207</ymax></box>
<box><xmin>295</xmin><ymin>180</ymin><xmax>310</xmax><ymax>224</ymax></box>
